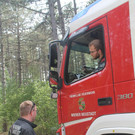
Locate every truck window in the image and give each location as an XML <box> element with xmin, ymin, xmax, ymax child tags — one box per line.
<box><xmin>65</xmin><ymin>25</ymin><xmax>105</xmax><ymax>84</ymax></box>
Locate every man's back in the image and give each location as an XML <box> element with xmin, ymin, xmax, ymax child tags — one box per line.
<box><xmin>9</xmin><ymin>118</ymin><xmax>37</xmax><ymax>135</ymax></box>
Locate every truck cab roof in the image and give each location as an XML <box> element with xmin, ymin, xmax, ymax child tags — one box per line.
<box><xmin>69</xmin><ymin>0</ymin><xmax>128</xmax><ymax>33</ymax></box>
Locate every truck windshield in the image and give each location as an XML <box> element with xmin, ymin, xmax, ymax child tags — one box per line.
<box><xmin>65</xmin><ymin>25</ymin><xmax>105</xmax><ymax>84</ymax></box>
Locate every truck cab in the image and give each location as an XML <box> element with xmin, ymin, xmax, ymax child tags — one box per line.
<box><xmin>49</xmin><ymin>0</ymin><xmax>135</xmax><ymax>135</ymax></box>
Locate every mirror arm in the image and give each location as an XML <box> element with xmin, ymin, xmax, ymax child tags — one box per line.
<box><xmin>57</xmin><ymin>77</ymin><xmax>63</xmax><ymax>90</ymax></box>
<box><xmin>51</xmin><ymin>88</ymin><xmax>58</xmax><ymax>99</ymax></box>
<box><xmin>50</xmin><ymin>76</ymin><xmax>62</xmax><ymax>99</ymax></box>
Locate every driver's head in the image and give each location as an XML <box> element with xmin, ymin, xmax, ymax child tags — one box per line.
<box><xmin>89</xmin><ymin>39</ymin><xmax>103</xmax><ymax>60</ymax></box>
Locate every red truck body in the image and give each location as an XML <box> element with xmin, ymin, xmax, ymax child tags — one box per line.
<box><xmin>49</xmin><ymin>0</ymin><xmax>135</xmax><ymax>134</ymax></box>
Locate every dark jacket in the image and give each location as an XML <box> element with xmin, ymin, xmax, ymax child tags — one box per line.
<box><xmin>84</xmin><ymin>57</ymin><xmax>105</xmax><ymax>74</ymax></box>
<box><xmin>98</xmin><ymin>57</ymin><xmax>105</xmax><ymax>69</ymax></box>
<box><xmin>8</xmin><ymin>118</ymin><xmax>37</xmax><ymax>135</ymax></box>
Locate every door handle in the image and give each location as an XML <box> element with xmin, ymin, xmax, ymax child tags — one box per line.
<box><xmin>98</xmin><ymin>97</ymin><xmax>112</xmax><ymax>106</ymax></box>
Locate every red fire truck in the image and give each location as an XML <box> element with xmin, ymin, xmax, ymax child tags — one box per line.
<box><xmin>49</xmin><ymin>0</ymin><xmax>135</xmax><ymax>134</ymax></box>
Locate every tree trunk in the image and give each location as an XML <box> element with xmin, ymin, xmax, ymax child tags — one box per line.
<box><xmin>0</xmin><ymin>10</ymin><xmax>5</xmax><ymax>102</ymax></box>
<box><xmin>17</xmin><ymin>16</ymin><xmax>22</xmax><ymax>87</ymax></box>
<box><xmin>0</xmin><ymin>8</ymin><xmax>8</xmax><ymax>132</ymax></box>
<box><xmin>48</xmin><ymin>0</ymin><xmax>58</xmax><ymax>40</ymax></box>
<box><xmin>43</xmin><ymin>54</ymin><xmax>47</xmax><ymax>81</ymax></box>
<box><xmin>56</xmin><ymin>0</ymin><xmax>65</xmax><ymax>38</ymax></box>
<box><xmin>73</xmin><ymin>0</ymin><xmax>77</xmax><ymax>15</ymax></box>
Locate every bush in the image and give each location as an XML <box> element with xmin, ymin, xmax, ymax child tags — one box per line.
<box><xmin>32</xmin><ymin>81</ymin><xmax>59</xmax><ymax>135</ymax></box>
<box><xmin>0</xmin><ymin>80</ymin><xmax>59</xmax><ymax>135</ymax></box>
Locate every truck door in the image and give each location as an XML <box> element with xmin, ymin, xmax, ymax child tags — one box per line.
<box><xmin>61</xmin><ymin>16</ymin><xmax>115</xmax><ymax>135</ymax></box>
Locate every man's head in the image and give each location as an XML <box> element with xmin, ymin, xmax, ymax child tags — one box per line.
<box><xmin>89</xmin><ymin>39</ymin><xmax>103</xmax><ymax>60</ymax></box>
<box><xmin>20</xmin><ymin>100</ymin><xmax>37</xmax><ymax>122</ymax></box>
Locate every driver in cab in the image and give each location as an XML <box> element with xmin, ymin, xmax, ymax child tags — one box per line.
<box><xmin>84</xmin><ymin>39</ymin><xmax>105</xmax><ymax>74</ymax></box>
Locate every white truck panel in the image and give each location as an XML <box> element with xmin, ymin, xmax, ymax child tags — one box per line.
<box><xmin>129</xmin><ymin>0</ymin><xmax>135</xmax><ymax>77</ymax></box>
<box><xmin>86</xmin><ymin>113</ymin><xmax>135</xmax><ymax>135</ymax></box>
<box><xmin>69</xmin><ymin>0</ymin><xmax>128</xmax><ymax>33</ymax></box>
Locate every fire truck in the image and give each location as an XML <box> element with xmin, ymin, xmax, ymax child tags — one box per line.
<box><xmin>49</xmin><ymin>0</ymin><xmax>135</xmax><ymax>134</ymax></box>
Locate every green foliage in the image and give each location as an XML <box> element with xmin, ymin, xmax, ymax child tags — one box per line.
<box><xmin>0</xmin><ymin>80</ymin><xmax>59</xmax><ymax>134</ymax></box>
<box><xmin>32</xmin><ymin>82</ymin><xmax>59</xmax><ymax>135</ymax></box>
<box><xmin>0</xmin><ymin>79</ymin><xmax>35</xmax><ymax>122</ymax></box>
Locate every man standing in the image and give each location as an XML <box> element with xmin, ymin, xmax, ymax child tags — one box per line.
<box><xmin>9</xmin><ymin>100</ymin><xmax>37</xmax><ymax>135</ymax></box>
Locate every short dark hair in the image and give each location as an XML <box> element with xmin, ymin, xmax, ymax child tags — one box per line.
<box><xmin>89</xmin><ymin>39</ymin><xmax>103</xmax><ymax>52</ymax></box>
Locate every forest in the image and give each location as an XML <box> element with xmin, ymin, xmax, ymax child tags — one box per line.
<box><xmin>0</xmin><ymin>0</ymin><xmax>95</xmax><ymax>134</ymax></box>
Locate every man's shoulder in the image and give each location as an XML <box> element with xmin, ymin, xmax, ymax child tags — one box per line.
<box><xmin>15</xmin><ymin>118</ymin><xmax>32</xmax><ymax>129</ymax></box>
<box><xmin>9</xmin><ymin>123</ymin><xmax>21</xmax><ymax>135</ymax></box>
<box><xmin>9</xmin><ymin>118</ymin><xmax>36</xmax><ymax>135</ymax></box>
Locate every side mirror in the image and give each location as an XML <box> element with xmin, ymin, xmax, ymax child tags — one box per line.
<box><xmin>49</xmin><ymin>41</ymin><xmax>63</xmax><ymax>98</ymax></box>
<box><xmin>49</xmin><ymin>43</ymin><xmax>58</xmax><ymax>68</ymax></box>
<box><xmin>49</xmin><ymin>43</ymin><xmax>58</xmax><ymax>89</ymax></box>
